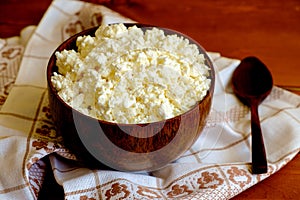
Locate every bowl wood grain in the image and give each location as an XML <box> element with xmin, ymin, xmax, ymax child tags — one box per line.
<box><xmin>47</xmin><ymin>24</ymin><xmax>215</xmax><ymax>171</ymax></box>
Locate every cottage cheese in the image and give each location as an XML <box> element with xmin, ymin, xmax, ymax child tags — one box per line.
<box><xmin>51</xmin><ymin>23</ymin><xmax>211</xmax><ymax>124</ymax></box>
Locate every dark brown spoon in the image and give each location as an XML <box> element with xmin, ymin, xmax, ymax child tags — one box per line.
<box><xmin>232</xmin><ymin>56</ymin><xmax>273</xmax><ymax>174</ymax></box>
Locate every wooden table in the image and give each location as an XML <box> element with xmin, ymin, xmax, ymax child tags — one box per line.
<box><xmin>1</xmin><ymin>0</ymin><xmax>299</xmax><ymax>199</ymax></box>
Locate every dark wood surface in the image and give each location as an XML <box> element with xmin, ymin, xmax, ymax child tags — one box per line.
<box><xmin>1</xmin><ymin>0</ymin><xmax>299</xmax><ymax>199</ymax></box>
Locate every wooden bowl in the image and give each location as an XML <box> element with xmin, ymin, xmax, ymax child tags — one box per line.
<box><xmin>47</xmin><ymin>24</ymin><xmax>215</xmax><ymax>172</ymax></box>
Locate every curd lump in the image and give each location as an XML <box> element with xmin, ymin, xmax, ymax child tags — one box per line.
<box><xmin>51</xmin><ymin>23</ymin><xmax>211</xmax><ymax>124</ymax></box>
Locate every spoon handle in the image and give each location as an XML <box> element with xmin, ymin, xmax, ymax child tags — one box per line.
<box><xmin>250</xmin><ymin>103</ymin><xmax>268</xmax><ymax>174</ymax></box>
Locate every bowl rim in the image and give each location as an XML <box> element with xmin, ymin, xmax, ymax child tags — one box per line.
<box><xmin>46</xmin><ymin>23</ymin><xmax>215</xmax><ymax>126</ymax></box>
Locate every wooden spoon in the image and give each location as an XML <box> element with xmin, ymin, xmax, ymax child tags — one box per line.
<box><xmin>232</xmin><ymin>56</ymin><xmax>273</xmax><ymax>174</ymax></box>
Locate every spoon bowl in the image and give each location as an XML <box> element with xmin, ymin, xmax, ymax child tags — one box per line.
<box><xmin>232</xmin><ymin>56</ymin><xmax>273</xmax><ymax>174</ymax></box>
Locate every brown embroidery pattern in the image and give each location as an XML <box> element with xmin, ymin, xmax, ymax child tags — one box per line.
<box><xmin>31</xmin><ymin>118</ymin><xmax>62</xmax><ymax>153</ymax></box>
<box><xmin>197</xmin><ymin>171</ymin><xmax>224</xmax><ymax>189</ymax></box>
<box><xmin>1</xmin><ymin>47</ymin><xmax>22</xmax><ymax>60</ymax></box>
<box><xmin>41</xmin><ymin>105</ymin><xmax>53</xmax><ymax>121</ymax></box>
<box><xmin>266</xmin><ymin>87</ymin><xmax>284</xmax><ymax>101</ymax></box>
<box><xmin>256</xmin><ymin>164</ymin><xmax>276</xmax><ymax>182</ymax></box>
<box><xmin>26</xmin><ymin>157</ymin><xmax>40</xmax><ymax>170</ymax></box>
<box><xmin>227</xmin><ymin>105</ymin><xmax>249</xmax><ymax>122</ymax></box>
<box><xmin>31</xmin><ymin>96</ymin><xmax>63</xmax><ymax>154</ymax></box>
<box><xmin>3</xmin><ymin>79</ymin><xmax>14</xmax><ymax>95</ymax></box>
<box><xmin>0</xmin><ymin>76</ymin><xmax>16</xmax><ymax>107</ymax></box>
<box><xmin>61</xmin><ymin>4</ymin><xmax>108</xmax><ymax>41</ymax></box>
<box><xmin>28</xmin><ymin>159</ymin><xmax>47</xmax><ymax>198</ymax></box>
<box><xmin>205</xmin><ymin>110</ymin><xmax>225</xmax><ymax>128</ymax></box>
<box><xmin>91</xmin><ymin>12</ymin><xmax>103</xmax><ymax>27</ymax></box>
<box><xmin>137</xmin><ymin>186</ymin><xmax>162</xmax><ymax>199</ymax></box>
<box><xmin>104</xmin><ymin>183</ymin><xmax>130</xmax><ymax>200</ymax></box>
<box><xmin>35</xmin><ymin>124</ymin><xmax>57</xmax><ymax>139</ymax></box>
<box><xmin>79</xmin><ymin>195</ymin><xmax>96</xmax><ymax>200</ymax></box>
<box><xmin>32</xmin><ymin>139</ymin><xmax>60</xmax><ymax>153</ymax></box>
<box><xmin>0</xmin><ymin>79</ymin><xmax>11</xmax><ymax>106</ymax></box>
<box><xmin>0</xmin><ymin>95</ymin><xmax>6</xmax><ymax>106</ymax></box>
<box><xmin>167</xmin><ymin>184</ymin><xmax>193</xmax><ymax>198</ymax></box>
<box><xmin>0</xmin><ymin>43</ymin><xmax>23</xmax><ymax>108</ymax></box>
<box><xmin>55</xmin><ymin>148</ymin><xmax>77</xmax><ymax>160</ymax></box>
<box><xmin>0</xmin><ymin>62</ymin><xmax>7</xmax><ymax>73</ymax></box>
<box><xmin>64</xmin><ymin>20</ymin><xmax>84</xmax><ymax>38</ymax></box>
<box><xmin>227</xmin><ymin>166</ymin><xmax>251</xmax><ymax>188</ymax></box>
